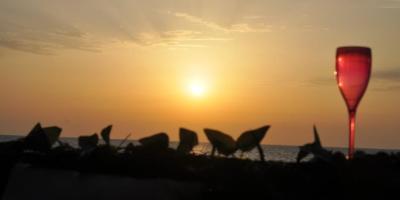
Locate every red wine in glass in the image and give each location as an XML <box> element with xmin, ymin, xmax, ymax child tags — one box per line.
<box><xmin>336</xmin><ymin>46</ymin><xmax>371</xmax><ymax>159</ymax></box>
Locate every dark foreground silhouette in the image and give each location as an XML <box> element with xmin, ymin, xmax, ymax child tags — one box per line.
<box><xmin>1</xmin><ymin>123</ymin><xmax>400</xmax><ymax>200</ymax></box>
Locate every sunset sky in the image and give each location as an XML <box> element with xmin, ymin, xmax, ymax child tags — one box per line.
<box><xmin>1</xmin><ymin>0</ymin><xmax>400</xmax><ymax>149</ymax></box>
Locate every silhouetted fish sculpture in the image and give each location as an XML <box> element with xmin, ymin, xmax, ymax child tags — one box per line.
<box><xmin>138</xmin><ymin>133</ymin><xmax>169</xmax><ymax>151</ymax></box>
<box><xmin>177</xmin><ymin>128</ymin><xmax>199</xmax><ymax>154</ymax></box>
<box><xmin>24</xmin><ymin>123</ymin><xmax>62</xmax><ymax>152</ymax></box>
<box><xmin>236</xmin><ymin>125</ymin><xmax>270</xmax><ymax>161</ymax></box>
<box><xmin>205</xmin><ymin>125</ymin><xmax>270</xmax><ymax>161</ymax></box>
<box><xmin>297</xmin><ymin>125</ymin><xmax>333</xmax><ymax>163</ymax></box>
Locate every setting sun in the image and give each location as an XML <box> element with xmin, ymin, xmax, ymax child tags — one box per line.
<box><xmin>188</xmin><ymin>81</ymin><xmax>206</xmax><ymax>97</ymax></box>
<box><xmin>1</xmin><ymin>0</ymin><xmax>400</xmax><ymax>151</ymax></box>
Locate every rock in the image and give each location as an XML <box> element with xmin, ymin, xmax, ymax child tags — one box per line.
<box><xmin>78</xmin><ymin>134</ymin><xmax>99</xmax><ymax>152</ymax></box>
<box><xmin>100</xmin><ymin>125</ymin><xmax>112</xmax><ymax>145</ymax></box>
<box><xmin>138</xmin><ymin>133</ymin><xmax>169</xmax><ymax>150</ymax></box>
<box><xmin>42</xmin><ymin>126</ymin><xmax>62</xmax><ymax>147</ymax></box>
<box><xmin>24</xmin><ymin>123</ymin><xmax>51</xmax><ymax>152</ymax></box>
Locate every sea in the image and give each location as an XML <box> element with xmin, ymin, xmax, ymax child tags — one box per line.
<box><xmin>1</xmin><ymin>135</ymin><xmax>398</xmax><ymax>162</ymax></box>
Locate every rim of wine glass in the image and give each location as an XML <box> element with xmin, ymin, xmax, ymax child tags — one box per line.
<box><xmin>336</xmin><ymin>46</ymin><xmax>371</xmax><ymax>55</ymax></box>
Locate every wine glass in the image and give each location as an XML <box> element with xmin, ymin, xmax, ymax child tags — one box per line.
<box><xmin>336</xmin><ymin>46</ymin><xmax>371</xmax><ymax>159</ymax></box>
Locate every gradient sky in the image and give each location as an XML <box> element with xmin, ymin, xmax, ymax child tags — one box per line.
<box><xmin>1</xmin><ymin>0</ymin><xmax>400</xmax><ymax>149</ymax></box>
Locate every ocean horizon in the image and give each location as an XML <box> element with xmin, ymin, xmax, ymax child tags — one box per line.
<box><xmin>1</xmin><ymin>134</ymin><xmax>398</xmax><ymax>162</ymax></box>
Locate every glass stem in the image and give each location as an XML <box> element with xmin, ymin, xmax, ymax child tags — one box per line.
<box><xmin>348</xmin><ymin>111</ymin><xmax>356</xmax><ymax>159</ymax></box>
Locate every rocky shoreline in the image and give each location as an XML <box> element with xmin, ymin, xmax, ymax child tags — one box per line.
<box><xmin>1</xmin><ymin>142</ymin><xmax>400</xmax><ymax>199</ymax></box>
<box><xmin>1</xmin><ymin>123</ymin><xmax>400</xmax><ymax>199</ymax></box>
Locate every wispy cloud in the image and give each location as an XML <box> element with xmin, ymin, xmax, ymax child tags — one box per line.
<box><xmin>307</xmin><ymin>68</ymin><xmax>400</xmax><ymax>91</ymax></box>
<box><xmin>130</xmin><ymin>30</ymin><xmax>231</xmax><ymax>48</ymax></box>
<box><xmin>371</xmin><ymin>84</ymin><xmax>400</xmax><ymax>91</ymax></box>
<box><xmin>242</xmin><ymin>15</ymin><xmax>267</xmax><ymax>20</ymax></box>
<box><xmin>379</xmin><ymin>0</ymin><xmax>400</xmax><ymax>9</ymax></box>
<box><xmin>0</xmin><ymin>27</ymin><xmax>100</xmax><ymax>55</ymax></box>
<box><xmin>307</xmin><ymin>77</ymin><xmax>335</xmax><ymax>87</ymax></box>
<box><xmin>230</xmin><ymin>23</ymin><xmax>271</xmax><ymax>33</ymax></box>
<box><xmin>0</xmin><ymin>38</ymin><xmax>52</xmax><ymax>55</ymax></box>
<box><xmin>0</xmin><ymin>2</ymin><xmax>236</xmax><ymax>54</ymax></box>
<box><xmin>375</xmin><ymin>68</ymin><xmax>400</xmax><ymax>81</ymax></box>
<box><xmin>172</xmin><ymin>12</ymin><xmax>228</xmax><ymax>32</ymax></box>
<box><xmin>171</xmin><ymin>12</ymin><xmax>271</xmax><ymax>33</ymax></box>
<box><xmin>0</xmin><ymin>9</ymin><xmax>102</xmax><ymax>55</ymax></box>
<box><xmin>372</xmin><ymin>68</ymin><xmax>400</xmax><ymax>91</ymax></box>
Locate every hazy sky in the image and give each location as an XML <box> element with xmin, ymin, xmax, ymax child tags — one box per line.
<box><xmin>1</xmin><ymin>0</ymin><xmax>400</xmax><ymax>149</ymax></box>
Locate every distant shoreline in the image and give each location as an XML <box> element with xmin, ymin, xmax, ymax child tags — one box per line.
<box><xmin>1</xmin><ymin>133</ymin><xmax>399</xmax><ymax>152</ymax></box>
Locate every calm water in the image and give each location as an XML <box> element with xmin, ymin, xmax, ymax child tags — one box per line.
<box><xmin>1</xmin><ymin>135</ymin><xmax>398</xmax><ymax>162</ymax></box>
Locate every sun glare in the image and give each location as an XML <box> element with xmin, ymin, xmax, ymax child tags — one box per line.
<box><xmin>188</xmin><ymin>81</ymin><xmax>206</xmax><ymax>97</ymax></box>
